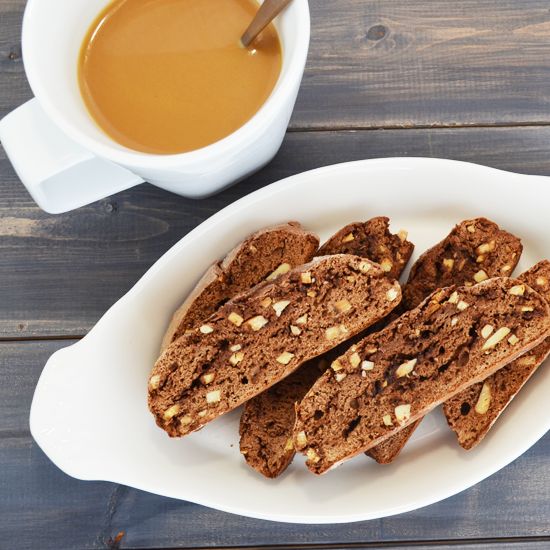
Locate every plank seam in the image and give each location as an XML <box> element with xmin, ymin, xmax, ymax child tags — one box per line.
<box><xmin>288</xmin><ymin>121</ymin><xmax>550</xmax><ymax>133</ymax></box>
<box><xmin>125</xmin><ymin>535</ymin><xmax>550</xmax><ymax>550</ymax></box>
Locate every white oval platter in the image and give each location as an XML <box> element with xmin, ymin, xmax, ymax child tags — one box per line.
<box><xmin>30</xmin><ymin>157</ymin><xmax>550</xmax><ymax>523</ymax></box>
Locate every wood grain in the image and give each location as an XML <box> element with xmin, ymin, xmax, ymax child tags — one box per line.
<box><xmin>4</xmin><ymin>0</ymin><xmax>550</xmax><ymax>128</ymax></box>
<box><xmin>1</xmin><ymin>340</ymin><xmax>549</xmax><ymax>549</ymax></box>
<box><xmin>2</xmin><ymin>125</ymin><xmax>550</xmax><ymax>339</ymax></box>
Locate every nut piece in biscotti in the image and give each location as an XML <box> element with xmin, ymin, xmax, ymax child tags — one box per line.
<box><xmin>148</xmin><ymin>254</ymin><xmax>402</xmax><ymax>437</ymax></box>
<box><xmin>402</xmin><ymin>217</ymin><xmax>522</xmax><ymax>310</ymax></box>
<box><xmin>293</xmin><ymin>278</ymin><xmax>550</xmax><ymax>474</ymax></box>
<box><xmin>317</xmin><ymin>217</ymin><xmax>414</xmax><ymax>280</ymax></box>
<box><xmin>367</xmin><ymin>217</ymin><xmax>523</xmax><ymax>464</ymax></box>
<box><xmin>443</xmin><ymin>260</ymin><xmax>550</xmax><ymax>450</ymax></box>
<box><xmin>161</xmin><ymin>222</ymin><xmax>319</xmax><ymax>351</ymax></box>
<box><xmin>239</xmin><ymin>218</ymin><xmax>414</xmax><ymax>478</ymax></box>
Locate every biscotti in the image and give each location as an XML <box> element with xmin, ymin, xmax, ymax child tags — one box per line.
<box><xmin>367</xmin><ymin>217</ymin><xmax>523</xmax><ymax>464</ymax></box>
<box><xmin>294</xmin><ymin>278</ymin><xmax>550</xmax><ymax>474</ymax></box>
<box><xmin>402</xmin><ymin>218</ymin><xmax>522</xmax><ymax>310</ymax></box>
<box><xmin>444</xmin><ymin>260</ymin><xmax>550</xmax><ymax>449</ymax></box>
<box><xmin>149</xmin><ymin>255</ymin><xmax>402</xmax><ymax>437</ymax></box>
<box><xmin>161</xmin><ymin>222</ymin><xmax>319</xmax><ymax>350</ymax></box>
<box><xmin>317</xmin><ymin>217</ymin><xmax>414</xmax><ymax>280</ymax></box>
<box><xmin>239</xmin><ymin>359</ymin><xmax>326</xmax><ymax>478</ymax></box>
<box><xmin>239</xmin><ymin>218</ymin><xmax>414</xmax><ymax>477</ymax></box>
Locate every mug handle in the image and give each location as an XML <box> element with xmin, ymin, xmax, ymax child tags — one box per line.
<box><xmin>0</xmin><ymin>99</ymin><xmax>145</xmax><ymax>214</ymax></box>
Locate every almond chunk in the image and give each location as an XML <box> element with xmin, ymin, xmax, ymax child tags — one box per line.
<box><xmin>335</xmin><ymin>372</ymin><xmax>347</xmax><ymax>382</ymax></box>
<box><xmin>474</xmin><ymin>383</ymin><xmax>491</xmax><ymax>414</ymax></box>
<box><xmin>342</xmin><ymin>233</ymin><xmax>355</xmax><ymax>243</ymax></box>
<box><xmin>518</xmin><ymin>355</ymin><xmax>537</xmax><ymax>366</ymax></box>
<box><xmin>260</xmin><ymin>297</ymin><xmax>272</xmax><ymax>308</ymax></box>
<box><xmin>200</xmin><ymin>373</ymin><xmax>215</xmax><ymax>385</ymax></box>
<box><xmin>508</xmin><ymin>334</ymin><xmax>520</xmax><ymax>345</ymax></box>
<box><xmin>306</xmin><ymin>448</ymin><xmax>321</xmax><ymax>463</ymax></box>
<box><xmin>522</xmin><ymin>306</ymin><xmax>534</xmax><ymax>312</ymax></box>
<box><xmin>509</xmin><ymin>284</ymin><xmax>525</xmax><ymax>296</ymax></box>
<box><xmin>398</xmin><ymin>229</ymin><xmax>408</xmax><ymax>242</ymax></box>
<box><xmin>301</xmin><ymin>272</ymin><xmax>313</xmax><ymax>284</ymax></box>
<box><xmin>476</xmin><ymin>240</ymin><xmax>495</xmax><ymax>255</ymax></box>
<box><xmin>295</xmin><ymin>314</ymin><xmax>308</xmax><ymax>325</ymax></box>
<box><xmin>361</xmin><ymin>360</ymin><xmax>374</xmax><ymax>371</ymax></box>
<box><xmin>474</xmin><ymin>269</ymin><xmax>488</xmax><ymax>283</ymax></box>
<box><xmin>386</xmin><ymin>288</ymin><xmax>399</xmax><ymax>302</ymax></box>
<box><xmin>149</xmin><ymin>374</ymin><xmax>161</xmax><ymax>390</ymax></box>
<box><xmin>247</xmin><ymin>315</ymin><xmax>268</xmax><ymax>331</ymax></box>
<box><xmin>395</xmin><ymin>404</ymin><xmax>411</xmax><ymax>426</ymax></box>
<box><xmin>180</xmin><ymin>415</ymin><xmax>193</xmax><ymax>426</ymax></box>
<box><xmin>482</xmin><ymin>327</ymin><xmax>511</xmax><ymax>350</ymax></box>
<box><xmin>457</xmin><ymin>300</ymin><xmax>469</xmax><ymax>311</ymax></box>
<box><xmin>199</xmin><ymin>324</ymin><xmax>214</xmax><ymax>334</ymax></box>
<box><xmin>331</xmin><ymin>359</ymin><xmax>344</xmax><ymax>372</ymax></box>
<box><xmin>228</xmin><ymin>312</ymin><xmax>244</xmax><ymax>326</ymax></box>
<box><xmin>536</xmin><ymin>276</ymin><xmax>548</xmax><ymax>287</ymax></box>
<box><xmin>481</xmin><ymin>324</ymin><xmax>494</xmax><ymax>339</ymax></box>
<box><xmin>230</xmin><ymin>344</ymin><xmax>242</xmax><ymax>352</ymax></box>
<box><xmin>448</xmin><ymin>291</ymin><xmax>459</xmax><ymax>304</ymax></box>
<box><xmin>349</xmin><ymin>352</ymin><xmax>361</xmax><ymax>368</ymax></box>
<box><xmin>325</xmin><ymin>325</ymin><xmax>348</xmax><ymax>340</ymax></box>
<box><xmin>163</xmin><ymin>404</ymin><xmax>180</xmax><ymax>420</ymax></box>
<box><xmin>290</xmin><ymin>325</ymin><xmax>302</xmax><ymax>335</ymax></box>
<box><xmin>334</xmin><ymin>299</ymin><xmax>352</xmax><ymax>313</ymax></box>
<box><xmin>443</xmin><ymin>258</ymin><xmax>455</xmax><ymax>270</ymax></box>
<box><xmin>206</xmin><ymin>390</ymin><xmax>221</xmax><ymax>404</ymax></box>
<box><xmin>396</xmin><ymin>358</ymin><xmax>417</xmax><ymax>377</ymax></box>
<box><xmin>380</xmin><ymin>259</ymin><xmax>393</xmax><ymax>273</ymax></box>
<box><xmin>229</xmin><ymin>351</ymin><xmax>244</xmax><ymax>366</ymax></box>
<box><xmin>383</xmin><ymin>414</ymin><xmax>393</xmax><ymax>426</ymax></box>
<box><xmin>266</xmin><ymin>262</ymin><xmax>291</xmax><ymax>281</ymax></box>
<box><xmin>276</xmin><ymin>351</ymin><xmax>295</xmax><ymax>365</ymax></box>
<box><xmin>272</xmin><ymin>300</ymin><xmax>291</xmax><ymax>317</ymax></box>
<box><xmin>296</xmin><ymin>431</ymin><xmax>307</xmax><ymax>446</ymax></box>
<box><xmin>359</xmin><ymin>261</ymin><xmax>371</xmax><ymax>273</ymax></box>
<box><xmin>284</xmin><ymin>438</ymin><xmax>294</xmax><ymax>452</ymax></box>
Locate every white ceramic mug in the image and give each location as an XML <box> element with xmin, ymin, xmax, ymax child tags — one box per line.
<box><xmin>0</xmin><ymin>0</ymin><xmax>310</xmax><ymax>214</ymax></box>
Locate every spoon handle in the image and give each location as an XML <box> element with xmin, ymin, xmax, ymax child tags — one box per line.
<box><xmin>241</xmin><ymin>0</ymin><xmax>293</xmax><ymax>47</ymax></box>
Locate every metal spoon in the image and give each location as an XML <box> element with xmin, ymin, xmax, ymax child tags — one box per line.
<box><xmin>241</xmin><ymin>0</ymin><xmax>293</xmax><ymax>48</ymax></box>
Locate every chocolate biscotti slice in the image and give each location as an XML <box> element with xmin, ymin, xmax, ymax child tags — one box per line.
<box><xmin>317</xmin><ymin>217</ymin><xmax>414</xmax><ymax>280</ymax></box>
<box><xmin>443</xmin><ymin>260</ymin><xmax>550</xmax><ymax>449</ymax></box>
<box><xmin>367</xmin><ymin>217</ymin><xmax>523</xmax><ymax>464</ymax></box>
<box><xmin>239</xmin><ymin>218</ymin><xmax>414</xmax><ymax>477</ymax></box>
<box><xmin>239</xmin><ymin>358</ymin><xmax>327</xmax><ymax>478</ymax></box>
<box><xmin>149</xmin><ymin>255</ymin><xmax>402</xmax><ymax>437</ymax></box>
<box><xmin>294</xmin><ymin>278</ymin><xmax>550</xmax><ymax>474</ymax></box>
<box><xmin>161</xmin><ymin>222</ymin><xmax>319</xmax><ymax>350</ymax></box>
<box><xmin>402</xmin><ymin>217</ymin><xmax>522</xmax><ymax>310</ymax></box>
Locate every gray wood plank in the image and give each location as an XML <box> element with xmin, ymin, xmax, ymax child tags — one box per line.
<box><xmin>1</xmin><ymin>340</ymin><xmax>549</xmax><ymax>549</ymax></box>
<box><xmin>3</xmin><ymin>125</ymin><xmax>550</xmax><ymax>339</ymax></box>
<box><xmin>4</xmin><ymin>0</ymin><xmax>550</xmax><ymax>129</ymax></box>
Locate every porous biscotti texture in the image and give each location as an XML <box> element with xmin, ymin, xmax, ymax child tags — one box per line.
<box><xmin>444</xmin><ymin>260</ymin><xmax>550</xmax><ymax>449</ymax></box>
<box><xmin>149</xmin><ymin>255</ymin><xmax>402</xmax><ymax>437</ymax></box>
<box><xmin>239</xmin><ymin>218</ymin><xmax>414</xmax><ymax>477</ymax></box>
<box><xmin>367</xmin><ymin>217</ymin><xmax>523</xmax><ymax>464</ymax></box>
<box><xmin>294</xmin><ymin>278</ymin><xmax>550</xmax><ymax>474</ymax></box>
<box><xmin>402</xmin><ymin>217</ymin><xmax>522</xmax><ymax>310</ymax></box>
<box><xmin>239</xmin><ymin>358</ymin><xmax>327</xmax><ymax>478</ymax></box>
<box><xmin>317</xmin><ymin>217</ymin><xmax>414</xmax><ymax>280</ymax></box>
<box><xmin>161</xmin><ymin>222</ymin><xmax>319</xmax><ymax>350</ymax></box>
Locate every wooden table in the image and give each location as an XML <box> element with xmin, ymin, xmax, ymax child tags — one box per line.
<box><xmin>1</xmin><ymin>1</ymin><xmax>550</xmax><ymax>548</ymax></box>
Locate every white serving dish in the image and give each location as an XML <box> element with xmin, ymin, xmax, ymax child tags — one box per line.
<box><xmin>30</xmin><ymin>157</ymin><xmax>550</xmax><ymax>523</ymax></box>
